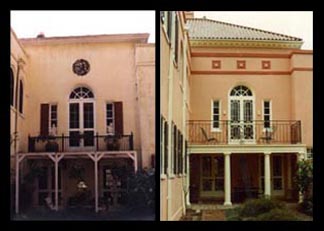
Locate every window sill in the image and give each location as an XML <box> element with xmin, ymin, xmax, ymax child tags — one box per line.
<box><xmin>211</xmin><ymin>128</ymin><xmax>222</xmax><ymax>133</ymax></box>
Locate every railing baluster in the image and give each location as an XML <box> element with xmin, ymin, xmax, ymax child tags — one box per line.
<box><xmin>62</xmin><ymin>133</ymin><xmax>64</xmax><ymax>152</ymax></box>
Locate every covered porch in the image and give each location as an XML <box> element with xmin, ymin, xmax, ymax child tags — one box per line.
<box><xmin>187</xmin><ymin>144</ymin><xmax>307</xmax><ymax>206</ymax></box>
<box><xmin>14</xmin><ymin>150</ymin><xmax>137</xmax><ymax>214</ymax></box>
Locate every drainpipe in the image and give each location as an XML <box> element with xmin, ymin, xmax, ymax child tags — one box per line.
<box><xmin>182</xmin><ymin>21</ymin><xmax>189</xmax><ymax>214</ymax></box>
<box><xmin>14</xmin><ymin>58</ymin><xmax>24</xmax><ymax>214</ymax></box>
<box><xmin>167</xmin><ymin>11</ymin><xmax>176</xmax><ymax>221</ymax></box>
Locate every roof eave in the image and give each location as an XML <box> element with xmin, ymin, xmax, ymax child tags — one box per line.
<box><xmin>189</xmin><ymin>39</ymin><xmax>303</xmax><ymax>49</ymax></box>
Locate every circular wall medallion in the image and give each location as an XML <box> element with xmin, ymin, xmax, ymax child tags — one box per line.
<box><xmin>73</xmin><ymin>59</ymin><xmax>90</xmax><ymax>76</ymax></box>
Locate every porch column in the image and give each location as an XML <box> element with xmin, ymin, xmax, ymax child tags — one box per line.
<box><xmin>186</xmin><ymin>153</ymin><xmax>190</xmax><ymax>206</ymax></box>
<box><xmin>94</xmin><ymin>155</ymin><xmax>99</xmax><ymax>212</ymax></box>
<box><xmin>264</xmin><ymin>152</ymin><xmax>271</xmax><ymax>198</ymax></box>
<box><xmin>224</xmin><ymin>152</ymin><xmax>232</xmax><ymax>206</ymax></box>
<box><xmin>297</xmin><ymin>151</ymin><xmax>306</xmax><ymax>203</ymax></box>
<box><xmin>15</xmin><ymin>155</ymin><xmax>25</xmax><ymax>214</ymax></box>
<box><xmin>54</xmin><ymin>154</ymin><xmax>63</xmax><ymax>211</ymax></box>
<box><xmin>15</xmin><ymin>155</ymin><xmax>20</xmax><ymax>214</ymax></box>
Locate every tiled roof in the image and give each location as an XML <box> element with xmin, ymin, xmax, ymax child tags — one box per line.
<box><xmin>187</xmin><ymin>18</ymin><xmax>302</xmax><ymax>42</ymax></box>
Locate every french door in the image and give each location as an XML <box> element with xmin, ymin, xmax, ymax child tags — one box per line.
<box><xmin>200</xmin><ymin>155</ymin><xmax>224</xmax><ymax>197</ymax></box>
<box><xmin>229</xmin><ymin>98</ymin><xmax>254</xmax><ymax>143</ymax></box>
<box><xmin>69</xmin><ymin>101</ymin><xmax>95</xmax><ymax>149</ymax></box>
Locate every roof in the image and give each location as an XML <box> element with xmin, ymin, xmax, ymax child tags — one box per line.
<box><xmin>187</xmin><ymin>18</ymin><xmax>302</xmax><ymax>42</ymax></box>
<box><xmin>19</xmin><ymin>33</ymin><xmax>149</xmax><ymax>46</ymax></box>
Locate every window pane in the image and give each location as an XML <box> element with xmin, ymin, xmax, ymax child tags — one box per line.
<box><xmin>264</xmin><ymin>108</ymin><xmax>270</xmax><ymax>114</ymax></box>
<box><xmin>215</xmin><ymin>179</ymin><xmax>224</xmax><ymax>191</ymax></box>
<box><xmin>273</xmin><ymin>156</ymin><xmax>282</xmax><ymax>176</ymax></box>
<box><xmin>202</xmin><ymin>179</ymin><xmax>212</xmax><ymax>191</ymax></box>
<box><xmin>83</xmin><ymin>103</ymin><xmax>94</xmax><ymax>128</ymax></box>
<box><xmin>69</xmin><ymin>103</ymin><xmax>79</xmax><ymax>129</ymax></box>
<box><xmin>264</xmin><ymin>101</ymin><xmax>270</xmax><ymax>108</ymax></box>
<box><xmin>202</xmin><ymin>157</ymin><xmax>212</xmax><ymax>177</ymax></box>
<box><xmin>38</xmin><ymin>167</ymin><xmax>48</xmax><ymax>190</ymax></box>
<box><xmin>69</xmin><ymin>131</ymin><xmax>80</xmax><ymax>147</ymax></box>
<box><xmin>84</xmin><ymin>131</ymin><xmax>94</xmax><ymax>146</ymax></box>
<box><xmin>273</xmin><ymin>179</ymin><xmax>282</xmax><ymax>190</ymax></box>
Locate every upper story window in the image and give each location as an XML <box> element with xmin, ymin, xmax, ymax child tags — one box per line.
<box><xmin>69</xmin><ymin>87</ymin><xmax>94</xmax><ymax>99</ymax></box>
<box><xmin>230</xmin><ymin>85</ymin><xmax>252</xmax><ymax>96</ymax></box>
<box><xmin>212</xmin><ymin>100</ymin><xmax>220</xmax><ymax>130</ymax></box>
<box><xmin>10</xmin><ymin>68</ymin><xmax>14</xmax><ymax>106</ymax></box>
<box><xmin>106</xmin><ymin>103</ymin><xmax>114</xmax><ymax>134</ymax></box>
<box><xmin>161</xmin><ymin>11</ymin><xmax>173</xmax><ymax>42</ymax></box>
<box><xmin>19</xmin><ymin>80</ymin><xmax>23</xmax><ymax>113</ymax></box>
<box><xmin>174</xmin><ymin>13</ymin><xmax>179</xmax><ymax>65</ymax></box>
<box><xmin>72</xmin><ymin>59</ymin><xmax>90</xmax><ymax>76</ymax></box>
<box><xmin>49</xmin><ymin>104</ymin><xmax>58</xmax><ymax>135</ymax></box>
<box><xmin>263</xmin><ymin>100</ymin><xmax>271</xmax><ymax>128</ymax></box>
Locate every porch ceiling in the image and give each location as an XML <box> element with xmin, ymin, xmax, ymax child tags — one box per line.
<box><xmin>188</xmin><ymin>144</ymin><xmax>307</xmax><ymax>154</ymax></box>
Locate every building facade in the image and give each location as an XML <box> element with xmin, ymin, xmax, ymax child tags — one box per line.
<box><xmin>160</xmin><ymin>11</ymin><xmax>313</xmax><ymax>220</ymax></box>
<box><xmin>10</xmin><ymin>29</ymin><xmax>155</xmax><ymax>214</ymax></box>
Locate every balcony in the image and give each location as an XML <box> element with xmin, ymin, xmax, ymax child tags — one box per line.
<box><xmin>187</xmin><ymin>120</ymin><xmax>301</xmax><ymax>145</ymax></box>
<box><xmin>28</xmin><ymin>133</ymin><xmax>134</xmax><ymax>153</ymax></box>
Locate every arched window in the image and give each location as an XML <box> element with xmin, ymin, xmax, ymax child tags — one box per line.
<box><xmin>69</xmin><ymin>87</ymin><xmax>94</xmax><ymax>99</ymax></box>
<box><xmin>19</xmin><ymin>80</ymin><xmax>23</xmax><ymax>113</ymax></box>
<box><xmin>10</xmin><ymin>68</ymin><xmax>14</xmax><ymax>106</ymax></box>
<box><xmin>230</xmin><ymin>85</ymin><xmax>252</xmax><ymax>96</ymax></box>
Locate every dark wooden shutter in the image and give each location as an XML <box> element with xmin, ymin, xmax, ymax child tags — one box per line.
<box><xmin>114</xmin><ymin>102</ymin><xmax>124</xmax><ymax>135</ymax></box>
<box><xmin>40</xmin><ymin>104</ymin><xmax>49</xmax><ymax>136</ymax></box>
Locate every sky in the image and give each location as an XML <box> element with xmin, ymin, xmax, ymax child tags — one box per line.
<box><xmin>195</xmin><ymin>11</ymin><xmax>313</xmax><ymax>50</ymax></box>
<box><xmin>11</xmin><ymin>11</ymin><xmax>156</xmax><ymax>43</ymax></box>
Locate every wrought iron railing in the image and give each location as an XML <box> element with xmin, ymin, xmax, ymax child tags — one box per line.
<box><xmin>28</xmin><ymin>133</ymin><xmax>134</xmax><ymax>152</ymax></box>
<box><xmin>187</xmin><ymin>120</ymin><xmax>301</xmax><ymax>145</ymax></box>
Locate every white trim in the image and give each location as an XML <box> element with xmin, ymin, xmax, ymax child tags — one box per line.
<box><xmin>68</xmin><ymin>94</ymin><xmax>96</xmax><ymax>150</ymax></box>
<box><xmin>262</xmin><ymin>99</ymin><xmax>272</xmax><ymax>132</ymax></box>
<box><xmin>188</xmin><ymin>144</ymin><xmax>307</xmax><ymax>154</ymax></box>
<box><xmin>105</xmin><ymin>102</ymin><xmax>115</xmax><ymax>135</ymax></box>
<box><xmin>228</xmin><ymin>87</ymin><xmax>255</xmax><ymax>144</ymax></box>
<box><xmin>211</xmin><ymin>99</ymin><xmax>221</xmax><ymax>132</ymax></box>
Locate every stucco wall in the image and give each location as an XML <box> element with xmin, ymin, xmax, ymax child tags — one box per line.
<box><xmin>135</xmin><ymin>44</ymin><xmax>156</xmax><ymax>168</ymax></box>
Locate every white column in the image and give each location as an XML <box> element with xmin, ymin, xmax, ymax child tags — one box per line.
<box><xmin>15</xmin><ymin>155</ymin><xmax>20</xmax><ymax>214</ymax></box>
<box><xmin>297</xmin><ymin>152</ymin><xmax>306</xmax><ymax>203</ymax></box>
<box><xmin>186</xmin><ymin>153</ymin><xmax>190</xmax><ymax>206</ymax></box>
<box><xmin>287</xmin><ymin>155</ymin><xmax>292</xmax><ymax>199</ymax></box>
<box><xmin>264</xmin><ymin>152</ymin><xmax>271</xmax><ymax>198</ymax></box>
<box><xmin>224</xmin><ymin>152</ymin><xmax>232</xmax><ymax>206</ymax></box>
<box><xmin>55</xmin><ymin>158</ymin><xmax>59</xmax><ymax>211</ymax></box>
<box><xmin>94</xmin><ymin>155</ymin><xmax>99</xmax><ymax>213</ymax></box>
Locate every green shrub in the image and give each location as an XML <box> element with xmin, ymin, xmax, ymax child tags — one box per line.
<box><xmin>126</xmin><ymin>168</ymin><xmax>155</xmax><ymax>210</ymax></box>
<box><xmin>255</xmin><ymin>208</ymin><xmax>300</xmax><ymax>221</ymax></box>
<box><xmin>239</xmin><ymin>198</ymin><xmax>285</xmax><ymax>217</ymax></box>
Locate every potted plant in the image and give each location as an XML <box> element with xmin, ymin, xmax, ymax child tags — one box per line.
<box><xmin>105</xmin><ymin>135</ymin><xmax>121</xmax><ymax>151</ymax></box>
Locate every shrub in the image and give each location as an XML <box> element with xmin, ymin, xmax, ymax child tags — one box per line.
<box><xmin>255</xmin><ymin>208</ymin><xmax>300</xmax><ymax>221</ymax></box>
<box><xmin>239</xmin><ymin>198</ymin><xmax>285</xmax><ymax>217</ymax></box>
<box><xmin>295</xmin><ymin>159</ymin><xmax>313</xmax><ymax>200</ymax></box>
<box><xmin>126</xmin><ymin>168</ymin><xmax>155</xmax><ymax>210</ymax></box>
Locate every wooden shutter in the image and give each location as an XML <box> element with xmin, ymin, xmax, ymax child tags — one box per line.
<box><xmin>114</xmin><ymin>102</ymin><xmax>124</xmax><ymax>135</ymax></box>
<box><xmin>40</xmin><ymin>104</ymin><xmax>49</xmax><ymax>136</ymax></box>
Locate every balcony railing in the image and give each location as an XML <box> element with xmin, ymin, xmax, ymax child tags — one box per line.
<box><xmin>28</xmin><ymin>133</ymin><xmax>134</xmax><ymax>153</ymax></box>
<box><xmin>187</xmin><ymin>120</ymin><xmax>301</xmax><ymax>145</ymax></box>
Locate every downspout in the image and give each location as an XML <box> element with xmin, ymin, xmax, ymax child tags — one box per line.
<box><xmin>14</xmin><ymin>58</ymin><xmax>23</xmax><ymax>214</ymax></box>
<box><xmin>182</xmin><ymin>22</ymin><xmax>189</xmax><ymax>215</ymax></box>
<box><xmin>14</xmin><ymin>59</ymin><xmax>23</xmax><ymax>158</ymax></box>
<box><xmin>167</xmin><ymin>11</ymin><xmax>176</xmax><ymax>221</ymax></box>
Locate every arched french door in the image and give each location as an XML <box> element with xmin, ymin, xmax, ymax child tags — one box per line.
<box><xmin>69</xmin><ymin>87</ymin><xmax>95</xmax><ymax>149</ymax></box>
<box><xmin>229</xmin><ymin>85</ymin><xmax>255</xmax><ymax>143</ymax></box>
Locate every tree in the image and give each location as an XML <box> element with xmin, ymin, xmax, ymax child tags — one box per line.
<box><xmin>295</xmin><ymin>159</ymin><xmax>313</xmax><ymax>200</ymax></box>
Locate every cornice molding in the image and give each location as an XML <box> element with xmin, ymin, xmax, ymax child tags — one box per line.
<box><xmin>190</xmin><ymin>40</ymin><xmax>303</xmax><ymax>49</ymax></box>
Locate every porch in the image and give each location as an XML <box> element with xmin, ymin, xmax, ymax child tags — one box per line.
<box><xmin>14</xmin><ymin>133</ymin><xmax>137</xmax><ymax>214</ymax></box>
<box><xmin>187</xmin><ymin>145</ymin><xmax>308</xmax><ymax>206</ymax></box>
